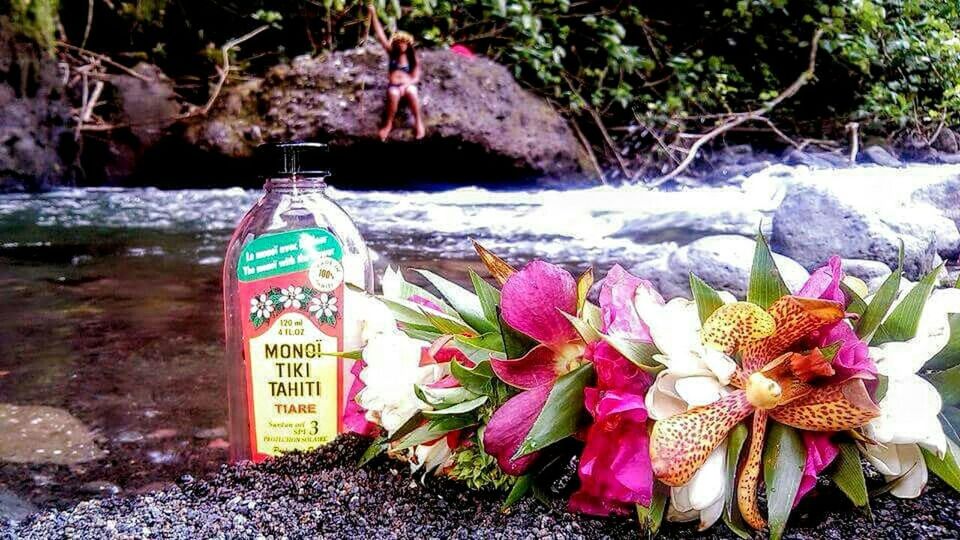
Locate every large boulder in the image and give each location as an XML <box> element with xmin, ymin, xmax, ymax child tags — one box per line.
<box><xmin>0</xmin><ymin>20</ymin><xmax>75</xmax><ymax>191</ymax></box>
<box><xmin>772</xmin><ymin>173</ymin><xmax>960</xmax><ymax>279</ymax></box>
<box><xmin>186</xmin><ymin>45</ymin><xmax>593</xmax><ymax>184</ymax></box>
<box><xmin>630</xmin><ymin>235</ymin><xmax>809</xmax><ymax>300</ymax></box>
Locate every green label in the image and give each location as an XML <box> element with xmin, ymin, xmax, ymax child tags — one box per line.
<box><xmin>237</xmin><ymin>229</ymin><xmax>343</xmax><ymax>282</ymax></box>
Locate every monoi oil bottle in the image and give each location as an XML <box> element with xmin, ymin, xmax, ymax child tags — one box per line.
<box><xmin>223</xmin><ymin>142</ymin><xmax>373</xmax><ymax>462</ymax></box>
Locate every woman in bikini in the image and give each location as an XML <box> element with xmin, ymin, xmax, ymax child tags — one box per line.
<box><xmin>367</xmin><ymin>4</ymin><xmax>425</xmax><ymax>140</ymax></box>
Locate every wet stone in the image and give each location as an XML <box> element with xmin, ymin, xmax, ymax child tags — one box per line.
<box><xmin>0</xmin><ymin>404</ymin><xmax>104</xmax><ymax>465</ymax></box>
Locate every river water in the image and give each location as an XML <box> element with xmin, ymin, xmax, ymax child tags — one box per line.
<box><xmin>0</xmin><ymin>164</ymin><xmax>953</xmax><ymax>512</ymax></box>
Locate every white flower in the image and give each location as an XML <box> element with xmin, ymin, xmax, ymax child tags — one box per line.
<box><xmin>279</xmin><ymin>286</ymin><xmax>306</xmax><ymax>309</ymax></box>
<box><xmin>250</xmin><ymin>294</ymin><xmax>274</xmax><ymax>320</ymax></box>
<box><xmin>638</xmin><ymin>289</ymin><xmax>736</xmax><ymax>530</ymax></box>
<box><xmin>356</xmin><ymin>332</ymin><xmax>449</xmax><ymax>435</ymax></box>
<box><xmin>667</xmin><ymin>441</ymin><xmax>727</xmax><ymax>531</ymax></box>
<box><xmin>633</xmin><ymin>291</ymin><xmax>738</xmax><ymax>384</ymax></box>
<box><xmin>860</xmin><ymin>287</ymin><xmax>958</xmax><ymax>498</ymax></box>
<box><xmin>308</xmin><ymin>293</ymin><xmax>338</xmax><ymax>320</ymax></box>
<box><xmin>408</xmin><ymin>437</ymin><xmax>454</xmax><ymax>475</ymax></box>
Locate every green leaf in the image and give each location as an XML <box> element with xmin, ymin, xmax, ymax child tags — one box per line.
<box><xmin>840</xmin><ymin>282</ymin><xmax>868</xmax><ymax>317</ymax></box>
<box><xmin>926</xmin><ymin>313</ymin><xmax>960</xmax><ymax>371</ymax></box>
<box><xmin>925</xmin><ymin>364</ymin><xmax>960</xmax><ymax>406</ymax></box>
<box><xmin>422</xmin><ymin>309</ymin><xmax>476</xmax><ymax>336</ymax></box>
<box><xmin>763</xmin><ymin>422</ymin><xmax>806</xmax><ymax>540</ymax></box>
<box><xmin>747</xmin><ymin>232</ymin><xmax>791</xmax><ymax>310</ymax></box>
<box><xmin>470</xmin><ymin>270</ymin><xmax>501</xmax><ymax>325</ymax></box>
<box><xmin>414</xmin><ymin>385</ymin><xmax>478</xmax><ymax>409</ymax></box>
<box><xmin>857</xmin><ymin>250</ymin><xmax>902</xmax><ymax>340</ymax></box>
<box><xmin>394</xmin><ymin>421</ymin><xmax>466</xmax><ymax>450</ymax></box>
<box><xmin>922</xmin><ymin>439</ymin><xmax>960</xmax><ymax>493</ymax></box>
<box><xmin>422</xmin><ymin>395</ymin><xmax>488</xmax><ymax>417</ymax></box>
<box><xmin>358</xmin><ymin>436</ymin><xmax>387</xmax><ymax>467</ymax></box>
<box><xmin>599</xmin><ymin>331</ymin><xmax>664</xmax><ymax>374</ymax></box>
<box><xmin>723</xmin><ymin>423</ymin><xmax>751</xmax><ymax>539</ymax></box>
<box><xmin>514</xmin><ymin>363</ymin><xmax>595</xmax><ymax>459</ymax></box>
<box><xmin>455</xmin><ymin>332</ymin><xmax>506</xmax><ymax>353</ymax></box>
<box><xmin>636</xmin><ymin>483</ymin><xmax>668</xmax><ymax>537</ymax></box>
<box><xmin>874</xmin><ymin>374</ymin><xmax>889</xmax><ymax>402</ymax></box>
<box><xmin>385</xmin><ymin>268</ymin><xmax>454</xmax><ymax>316</ymax></box>
<box><xmin>690</xmin><ymin>273</ymin><xmax>725</xmax><ymax>324</ymax></box>
<box><xmin>378</xmin><ymin>297</ymin><xmax>434</xmax><ymax>327</ymax></box>
<box><xmin>872</xmin><ymin>263</ymin><xmax>943</xmax><ymax>346</ymax></box>
<box><xmin>400</xmin><ymin>326</ymin><xmax>444</xmax><ymax>343</ymax></box>
<box><xmin>820</xmin><ymin>341</ymin><xmax>842</xmax><ymax>362</ymax></box>
<box><xmin>941</xmin><ymin>407</ymin><xmax>960</xmax><ymax>445</ymax></box>
<box><xmin>501</xmin><ymin>474</ymin><xmax>532</xmax><ymax>511</ymax></box>
<box><xmin>499</xmin><ymin>312</ymin><xmax>536</xmax><ymax>359</ymax></box>
<box><xmin>831</xmin><ymin>441</ymin><xmax>869</xmax><ymax>508</ymax></box>
<box><xmin>560</xmin><ymin>311</ymin><xmax>601</xmax><ymax>344</ymax></box>
<box><xmin>416</xmin><ymin>269</ymin><xmax>498</xmax><ymax>333</ymax></box>
<box><xmin>451</xmin><ymin>359</ymin><xmax>496</xmax><ymax>395</ymax></box>
<box><xmin>426</xmin><ymin>414</ymin><xmax>476</xmax><ymax>432</ymax></box>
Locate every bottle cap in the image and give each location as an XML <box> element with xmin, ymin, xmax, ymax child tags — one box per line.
<box><xmin>257</xmin><ymin>142</ymin><xmax>330</xmax><ymax>177</ymax></box>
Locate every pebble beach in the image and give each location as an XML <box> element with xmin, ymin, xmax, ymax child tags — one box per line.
<box><xmin>6</xmin><ymin>435</ymin><xmax>959</xmax><ymax>539</ymax></box>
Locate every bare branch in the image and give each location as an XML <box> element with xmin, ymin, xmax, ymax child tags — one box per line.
<box><xmin>201</xmin><ymin>25</ymin><xmax>269</xmax><ymax>115</ymax></box>
<box><xmin>648</xmin><ymin>28</ymin><xmax>824</xmax><ymax>186</ymax></box>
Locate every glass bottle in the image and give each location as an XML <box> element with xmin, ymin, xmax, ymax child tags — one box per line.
<box><xmin>223</xmin><ymin>142</ymin><xmax>373</xmax><ymax>462</ymax></box>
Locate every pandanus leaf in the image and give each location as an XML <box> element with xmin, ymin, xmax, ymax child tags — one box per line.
<box><xmin>747</xmin><ymin>232</ymin><xmax>791</xmax><ymax>310</ymax></box>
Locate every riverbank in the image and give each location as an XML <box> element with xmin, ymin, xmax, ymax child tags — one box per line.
<box><xmin>7</xmin><ymin>435</ymin><xmax>959</xmax><ymax>539</ymax></box>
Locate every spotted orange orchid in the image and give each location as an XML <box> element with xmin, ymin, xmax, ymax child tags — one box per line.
<box><xmin>648</xmin><ymin>296</ymin><xmax>881</xmax><ymax>531</ymax></box>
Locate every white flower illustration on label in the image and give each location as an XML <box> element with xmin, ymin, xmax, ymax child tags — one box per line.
<box><xmin>309</xmin><ymin>257</ymin><xmax>344</xmax><ymax>292</ymax></box>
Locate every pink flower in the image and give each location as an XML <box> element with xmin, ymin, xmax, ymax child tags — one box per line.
<box><xmin>568</xmin><ymin>267</ymin><xmax>657</xmax><ymax>515</ymax></box>
<box><xmin>795</xmin><ymin>431</ymin><xmax>840</xmax><ymax>506</ymax></box>
<box><xmin>484</xmin><ymin>261</ymin><xmax>581</xmax><ymax>474</ymax></box>
<box><xmin>344</xmin><ymin>359</ymin><xmax>378</xmax><ymax>436</ymax></box>
<box><xmin>568</xmin><ymin>389</ymin><xmax>652</xmax><ymax>515</ymax></box>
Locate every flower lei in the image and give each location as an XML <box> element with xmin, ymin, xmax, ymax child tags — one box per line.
<box><xmin>249</xmin><ymin>285</ymin><xmax>339</xmax><ymax>327</ymax></box>
<box><xmin>347</xmin><ymin>238</ymin><xmax>960</xmax><ymax>539</ymax></box>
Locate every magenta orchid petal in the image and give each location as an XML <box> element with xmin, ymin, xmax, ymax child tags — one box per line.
<box><xmin>482</xmin><ymin>383</ymin><xmax>552</xmax><ymax>475</ymax></box>
<box><xmin>569</xmin><ymin>388</ymin><xmax>653</xmax><ymax>516</ymax></box>
<box><xmin>599</xmin><ymin>264</ymin><xmax>659</xmax><ymax>341</ymax></box>
<box><xmin>343</xmin><ymin>360</ymin><xmax>377</xmax><ymax>436</ymax></box>
<box><xmin>587</xmin><ymin>341</ymin><xmax>653</xmax><ymax>394</ymax></box>
<box><xmin>490</xmin><ymin>344</ymin><xmax>564</xmax><ymax>390</ymax></box>
<box><xmin>798</xmin><ymin>255</ymin><xmax>845</xmax><ymax>304</ymax></box>
<box><xmin>794</xmin><ymin>431</ymin><xmax>840</xmax><ymax>506</ymax></box>
<box><xmin>501</xmin><ymin>260</ymin><xmax>578</xmax><ymax>346</ymax></box>
<box><xmin>819</xmin><ymin>321</ymin><xmax>877</xmax><ymax>380</ymax></box>
<box><xmin>409</xmin><ymin>294</ymin><xmax>444</xmax><ymax>313</ymax></box>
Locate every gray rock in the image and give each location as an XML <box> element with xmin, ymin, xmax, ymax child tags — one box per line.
<box><xmin>187</xmin><ymin>44</ymin><xmax>594</xmax><ymax>180</ymax></box>
<box><xmin>911</xmin><ymin>174</ymin><xmax>960</xmax><ymax>230</ymax></box>
<box><xmin>772</xmin><ymin>181</ymin><xmax>957</xmax><ymax>279</ymax></box>
<box><xmin>863</xmin><ymin>145</ymin><xmax>904</xmax><ymax>168</ymax></box>
<box><xmin>630</xmin><ymin>235</ymin><xmax>809</xmax><ymax>299</ymax></box>
<box><xmin>782</xmin><ymin>149</ymin><xmax>837</xmax><ymax>169</ymax></box>
<box><xmin>840</xmin><ymin>258</ymin><xmax>893</xmax><ymax>291</ymax></box>
<box><xmin>0</xmin><ymin>404</ymin><xmax>105</xmax><ymax>465</ymax></box>
<box><xmin>0</xmin><ymin>488</ymin><xmax>36</xmax><ymax>525</ymax></box>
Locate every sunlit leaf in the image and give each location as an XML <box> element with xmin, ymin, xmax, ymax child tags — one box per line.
<box><xmin>690</xmin><ymin>272</ymin><xmax>725</xmax><ymax>324</ymax></box>
<box><xmin>872</xmin><ymin>262</ymin><xmax>942</xmax><ymax>345</ymax></box>
<box><xmin>416</xmin><ymin>269</ymin><xmax>498</xmax><ymax>333</ymax></box>
<box><xmin>560</xmin><ymin>311</ymin><xmax>601</xmax><ymax>344</ymax></box>
<box><xmin>422</xmin><ymin>309</ymin><xmax>476</xmax><ymax>336</ymax></box>
<box><xmin>857</xmin><ymin>245</ymin><xmax>902</xmax><ymax>340</ymax></box>
<box><xmin>414</xmin><ymin>385</ymin><xmax>478</xmax><ymax>409</ymax></box>
<box><xmin>451</xmin><ymin>359</ymin><xmax>495</xmax><ymax>395</ymax></box>
<box><xmin>470</xmin><ymin>269</ymin><xmax>502</xmax><ymax>325</ymax></box>
<box><xmin>763</xmin><ymin>422</ymin><xmax>806</xmax><ymax>540</ymax></box>
<box><xmin>514</xmin><ymin>363</ymin><xmax>594</xmax><ymax>459</ymax></box>
<box><xmin>840</xmin><ymin>282</ymin><xmax>868</xmax><ymax>317</ymax></box>
<box><xmin>576</xmin><ymin>267</ymin><xmax>594</xmax><ymax>316</ymax></box>
<box><xmin>358</xmin><ymin>436</ymin><xmax>387</xmax><ymax>467</ymax></box>
<box><xmin>925</xmin><ymin>364</ymin><xmax>960</xmax><ymax>407</ymax></box>
<box><xmin>747</xmin><ymin>232</ymin><xmax>791</xmax><ymax>310</ymax></box>
<box><xmin>599</xmin><ymin>330</ymin><xmax>663</xmax><ymax>373</ymax></box>
<box><xmin>455</xmin><ymin>332</ymin><xmax>506</xmax><ymax>353</ymax></box>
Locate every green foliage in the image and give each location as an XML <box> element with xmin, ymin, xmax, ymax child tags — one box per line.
<box><xmin>9</xmin><ymin>0</ymin><xmax>60</xmax><ymax>51</ymax></box>
<box><xmin>448</xmin><ymin>441</ymin><xmax>516</xmax><ymax>491</ymax></box>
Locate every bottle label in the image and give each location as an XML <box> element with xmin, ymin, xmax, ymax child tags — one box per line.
<box><xmin>237</xmin><ymin>228</ymin><xmax>345</xmax><ymax>460</ymax></box>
